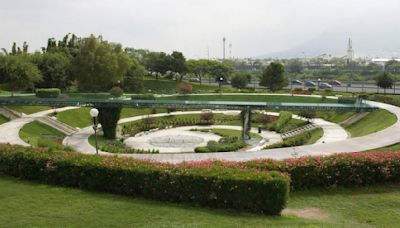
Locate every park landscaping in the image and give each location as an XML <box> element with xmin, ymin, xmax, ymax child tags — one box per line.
<box><xmin>19</xmin><ymin>121</ymin><xmax>65</xmax><ymax>147</ymax></box>
<box><xmin>345</xmin><ymin>109</ymin><xmax>397</xmax><ymax>137</ymax></box>
<box><xmin>0</xmin><ymin>114</ymin><xmax>8</xmax><ymax>125</ymax></box>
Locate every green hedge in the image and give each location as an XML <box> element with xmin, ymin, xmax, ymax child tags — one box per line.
<box><xmin>271</xmin><ymin>111</ymin><xmax>292</xmax><ymax>133</ymax></box>
<box><xmin>338</xmin><ymin>96</ymin><xmax>357</xmax><ymax>104</ymax></box>
<box><xmin>131</xmin><ymin>94</ymin><xmax>155</xmax><ymax>100</ymax></box>
<box><xmin>0</xmin><ymin>144</ymin><xmax>289</xmax><ymax>215</ymax></box>
<box><xmin>35</xmin><ymin>88</ymin><xmax>61</xmax><ymax>98</ymax></box>
<box><xmin>265</xmin><ymin>130</ymin><xmax>312</xmax><ymax>149</ymax></box>
<box><xmin>241</xmin><ymin>151</ymin><xmax>400</xmax><ymax>190</ymax></box>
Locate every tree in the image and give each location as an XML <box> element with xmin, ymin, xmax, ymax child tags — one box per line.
<box><xmin>169</xmin><ymin>51</ymin><xmax>187</xmax><ymax>81</ymax></box>
<box><xmin>0</xmin><ymin>55</ymin><xmax>42</xmax><ymax>96</ymax></box>
<box><xmin>260</xmin><ymin>62</ymin><xmax>287</xmax><ymax>91</ymax></box>
<box><xmin>231</xmin><ymin>73</ymin><xmax>249</xmax><ymax>89</ymax></box>
<box><xmin>122</xmin><ymin>58</ymin><xmax>146</xmax><ymax>93</ymax></box>
<box><xmin>72</xmin><ymin>35</ymin><xmax>131</xmax><ymax>91</ymax></box>
<box><xmin>97</xmin><ymin>107</ymin><xmax>122</xmax><ymax>139</ymax></box>
<box><xmin>32</xmin><ymin>52</ymin><xmax>71</xmax><ymax>89</ymax></box>
<box><xmin>144</xmin><ymin>52</ymin><xmax>169</xmax><ymax>78</ymax></box>
<box><xmin>286</xmin><ymin>59</ymin><xmax>303</xmax><ymax>74</ymax></box>
<box><xmin>385</xmin><ymin>60</ymin><xmax>400</xmax><ymax>74</ymax></box>
<box><xmin>208</xmin><ymin>61</ymin><xmax>233</xmax><ymax>82</ymax></box>
<box><xmin>376</xmin><ymin>72</ymin><xmax>394</xmax><ymax>95</ymax></box>
<box><xmin>187</xmin><ymin>59</ymin><xmax>209</xmax><ymax>85</ymax></box>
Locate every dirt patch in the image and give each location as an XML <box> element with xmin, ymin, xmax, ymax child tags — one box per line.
<box><xmin>282</xmin><ymin>207</ymin><xmax>329</xmax><ymax>221</ymax></box>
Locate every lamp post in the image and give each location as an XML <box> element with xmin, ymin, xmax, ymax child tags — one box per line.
<box><xmin>219</xmin><ymin>77</ymin><xmax>223</xmax><ymax>88</ymax></box>
<box><xmin>90</xmin><ymin>108</ymin><xmax>99</xmax><ymax>155</ymax></box>
<box><xmin>318</xmin><ymin>78</ymin><xmax>321</xmax><ymax>90</ymax></box>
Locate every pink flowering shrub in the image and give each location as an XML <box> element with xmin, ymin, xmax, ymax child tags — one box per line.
<box><xmin>0</xmin><ymin>144</ymin><xmax>289</xmax><ymax>215</ymax></box>
<box><xmin>178</xmin><ymin>83</ymin><xmax>193</xmax><ymax>94</ymax></box>
<box><xmin>240</xmin><ymin>152</ymin><xmax>400</xmax><ymax>189</ymax></box>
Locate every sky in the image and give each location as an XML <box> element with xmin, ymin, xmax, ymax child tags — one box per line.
<box><xmin>1</xmin><ymin>0</ymin><xmax>400</xmax><ymax>59</ymax></box>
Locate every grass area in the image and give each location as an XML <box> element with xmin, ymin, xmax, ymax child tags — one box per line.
<box><xmin>366</xmin><ymin>143</ymin><xmax>400</xmax><ymax>152</ymax></box>
<box><xmin>19</xmin><ymin>121</ymin><xmax>65</xmax><ymax>147</ymax></box>
<box><xmin>346</xmin><ymin>109</ymin><xmax>397</xmax><ymax>137</ymax></box>
<box><xmin>158</xmin><ymin>94</ymin><xmax>337</xmax><ymax>103</ymax></box>
<box><xmin>56</xmin><ymin>107</ymin><xmax>167</xmax><ymax>128</ymax></box>
<box><xmin>316</xmin><ymin>111</ymin><xmax>355</xmax><ymax>123</ymax></box>
<box><xmin>8</xmin><ymin>106</ymin><xmax>51</xmax><ymax>115</ymax></box>
<box><xmin>280</xmin><ymin>118</ymin><xmax>307</xmax><ymax>132</ymax></box>
<box><xmin>2</xmin><ymin>175</ymin><xmax>400</xmax><ymax>227</ymax></box>
<box><xmin>0</xmin><ymin>114</ymin><xmax>9</xmax><ymax>125</ymax></box>
<box><xmin>56</xmin><ymin>107</ymin><xmax>92</xmax><ymax>128</ymax></box>
<box><xmin>305</xmin><ymin>128</ymin><xmax>324</xmax><ymax>145</ymax></box>
<box><xmin>195</xmin><ymin>128</ymin><xmax>262</xmax><ymax>140</ymax></box>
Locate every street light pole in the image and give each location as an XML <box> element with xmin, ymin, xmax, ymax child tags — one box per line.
<box><xmin>90</xmin><ymin>108</ymin><xmax>99</xmax><ymax>155</ymax></box>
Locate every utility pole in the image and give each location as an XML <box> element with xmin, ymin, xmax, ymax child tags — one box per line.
<box><xmin>229</xmin><ymin>43</ymin><xmax>232</xmax><ymax>59</ymax></box>
<box><xmin>223</xmin><ymin>37</ymin><xmax>226</xmax><ymax>61</ymax></box>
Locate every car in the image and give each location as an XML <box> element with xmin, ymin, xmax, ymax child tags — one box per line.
<box><xmin>291</xmin><ymin>79</ymin><xmax>303</xmax><ymax>85</ymax></box>
<box><xmin>319</xmin><ymin>82</ymin><xmax>332</xmax><ymax>89</ymax></box>
<box><xmin>305</xmin><ymin>81</ymin><xmax>316</xmax><ymax>87</ymax></box>
<box><xmin>329</xmin><ymin>80</ymin><xmax>342</xmax><ymax>86</ymax></box>
<box><xmin>189</xmin><ymin>78</ymin><xmax>201</xmax><ymax>83</ymax></box>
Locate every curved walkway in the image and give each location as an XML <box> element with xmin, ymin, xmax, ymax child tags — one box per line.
<box><xmin>0</xmin><ymin>107</ymin><xmax>79</xmax><ymax>146</ymax></box>
<box><xmin>63</xmin><ymin>110</ymin><xmax>348</xmax><ymax>160</ymax></box>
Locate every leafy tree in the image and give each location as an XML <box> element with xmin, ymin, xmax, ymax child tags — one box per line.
<box><xmin>376</xmin><ymin>72</ymin><xmax>394</xmax><ymax>95</ymax></box>
<box><xmin>187</xmin><ymin>59</ymin><xmax>209</xmax><ymax>84</ymax></box>
<box><xmin>208</xmin><ymin>61</ymin><xmax>233</xmax><ymax>82</ymax></box>
<box><xmin>32</xmin><ymin>52</ymin><xmax>71</xmax><ymax>89</ymax></box>
<box><xmin>0</xmin><ymin>55</ymin><xmax>42</xmax><ymax>96</ymax></box>
<box><xmin>144</xmin><ymin>52</ymin><xmax>169</xmax><ymax>78</ymax></box>
<box><xmin>286</xmin><ymin>59</ymin><xmax>303</xmax><ymax>74</ymax></box>
<box><xmin>169</xmin><ymin>51</ymin><xmax>187</xmax><ymax>81</ymax></box>
<box><xmin>72</xmin><ymin>35</ymin><xmax>131</xmax><ymax>92</ymax></box>
<box><xmin>122</xmin><ymin>58</ymin><xmax>146</xmax><ymax>93</ymax></box>
<box><xmin>260</xmin><ymin>62</ymin><xmax>287</xmax><ymax>91</ymax></box>
<box><xmin>231</xmin><ymin>73</ymin><xmax>249</xmax><ymax>89</ymax></box>
<box><xmin>385</xmin><ymin>60</ymin><xmax>400</xmax><ymax>74</ymax></box>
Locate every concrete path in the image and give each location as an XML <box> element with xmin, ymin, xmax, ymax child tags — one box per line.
<box><xmin>0</xmin><ymin>107</ymin><xmax>79</xmax><ymax>146</ymax></box>
<box><xmin>63</xmin><ymin>109</ymin><xmax>348</xmax><ymax>159</ymax></box>
<box><xmin>124</xmin><ymin>125</ymin><xmax>282</xmax><ymax>153</ymax></box>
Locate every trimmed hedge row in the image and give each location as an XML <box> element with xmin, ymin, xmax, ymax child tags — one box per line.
<box><xmin>265</xmin><ymin>130</ymin><xmax>312</xmax><ymax>149</ymax></box>
<box><xmin>35</xmin><ymin>88</ymin><xmax>61</xmax><ymax>98</ymax></box>
<box><xmin>271</xmin><ymin>111</ymin><xmax>292</xmax><ymax>133</ymax></box>
<box><xmin>0</xmin><ymin>144</ymin><xmax>289</xmax><ymax>215</ymax></box>
<box><xmin>241</xmin><ymin>152</ymin><xmax>400</xmax><ymax>190</ymax></box>
<box><xmin>131</xmin><ymin>94</ymin><xmax>156</xmax><ymax>100</ymax></box>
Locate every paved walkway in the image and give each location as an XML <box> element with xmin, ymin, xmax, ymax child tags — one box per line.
<box><xmin>124</xmin><ymin>125</ymin><xmax>282</xmax><ymax>153</ymax></box>
<box><xmin>0</xmin><ymin>107</ymin><xmax>79</xmax><ymax>146</ymax></box>
<box><xmin>63</xmin><ymin>109</ymin><xmax>348</xmax><ymax>159</ymax></box>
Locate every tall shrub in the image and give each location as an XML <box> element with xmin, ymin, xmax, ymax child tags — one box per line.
<box><xmin>97</xmin><ymin>107</ymin><xmax>122</xmax><ymax>139</ymax></box>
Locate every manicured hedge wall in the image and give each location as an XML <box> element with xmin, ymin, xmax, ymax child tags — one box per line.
<box><xmin>0</xmin><ymin>144</ymin><xmax>289</xmax><ymax>215</ymax></box>
<box><xmin>271</xmin><ymin>111</ymin><xmax>292</xmax><ymax>133</ymax></box>
<box><xmin>36</xmin><ymin>88</ymin><xmax>61</xmax><ymax>98</ymax></box>
<box><xmin>242</xmin><ymin>152</ymin><xmax>400</xmax><ymax>190</ymax></box>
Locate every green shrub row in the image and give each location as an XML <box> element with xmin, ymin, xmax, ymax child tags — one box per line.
<box><xmin>100</xmin><ymin>140</ymin><xmax>159</xmax><ymax>154</ymax></box>
<box><xmin>270</xmin><ymin>111</ymin><xmax>292</xmax><ymax>133</ymax></box>
<box><xmin>131</xmin><ymin>93</ymin><xmax>156</xmax><ymax>100</ymax></box>
<box><xmin>0</xmin><ymin>144</ymin><xmax>289</xmax><ymax>215</ymax></box>
<box><xmin>338</xmin><ymin>96</ymin><xmax>357</xmax><ymax>104</ymax></box>
<box><xmin>265</xmin><ymin>130</ymin><xmax>312</xmax><ymax>149</ymax></box>
<box><xmin>241</xmin><ymin>151</ymin><xmax>400</xmax><ymax>190</ymax></box>
<box><xmin>35</xmin><ymin>88</ymin><xmax>61</xmax><ymax>98</ymax></box>
<box><xmin>195</xmin><ymin>137</ymin><xmax>247</xmax><ymax>153</ymax></box>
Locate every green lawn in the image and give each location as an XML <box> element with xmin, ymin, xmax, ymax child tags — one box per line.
<box><xmin>158</xmin><ymin>94</ymin><xmax>337</xmax><ymax>103</ymax></box>
<box><xmin>0</xmin><ymin>114</ymin><xmax>9</xmax><ymax>125</ymax></box>
<box><xmin>8</xmin><ymin>106</ymin><xmax>51</xmax><ymax>115</ymax></box>
<box><xmin>1</xmin><ymin>175</ymin><xmax>400</xmax><ymax>227</ymax></box>
<box><xmin>57</xmin><ymin>107</ymin><xmax>168</xmax><ymax>128</ymax></box>
<box><xmin>19</xmin><ymin>121</ymin><xmax>65</xmax><ymax>147</ymax></box>
<box><xmin>346</xmin><ymin>109</ymin><xmax>397</xmax><ymax>137</ymax></box>
<box><xmin>306</xmin><ymin>128</ymin><xmax>324</xmax><ymax>145</ymax></box>
<box><xmin>366</xmin><ymin>143</ymin><xmax>400</xmax><ymax>152</ymax></box>
<box><xmin>316</xmin><ymin>111</ymin><xmax>355</xmax><ymax>123</ymax></box>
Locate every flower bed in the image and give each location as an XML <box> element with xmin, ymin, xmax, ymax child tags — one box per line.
<box><xmin>0</xmin><ymin>144</ymin><xmax>289</xmax><ymax>215</ymax></box>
